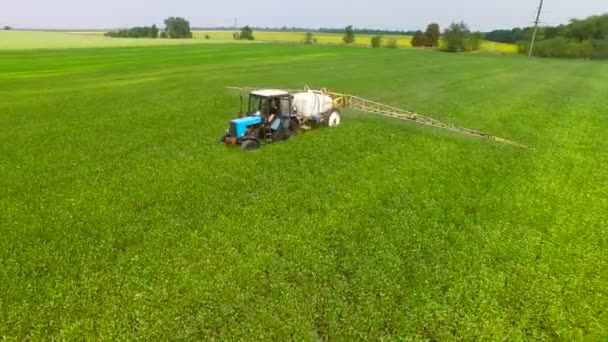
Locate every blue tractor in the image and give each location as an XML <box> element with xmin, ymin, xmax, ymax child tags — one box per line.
<box><xmin>220</xmin><ymin>89</ymin><xmax>303</xmax><ymax>151</ymax></box>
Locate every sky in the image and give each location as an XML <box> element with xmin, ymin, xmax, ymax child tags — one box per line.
<box><xmin>2</xmin><ymin>0</ymin><xmax>607</xmax><ymax>31</ymax></box>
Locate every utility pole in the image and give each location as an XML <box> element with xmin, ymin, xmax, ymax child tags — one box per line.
<box><xmin>528</xmin><ymin>0</ymin><xmax>544</xmax><ymax>57</ymax></box>
<box><xmin>234</xmin><ymin>18</ymin><xmax>238</xmax><ymax>30</ymax></box>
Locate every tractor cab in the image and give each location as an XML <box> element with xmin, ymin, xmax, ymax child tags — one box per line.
<box><xmin>247</xmin><ymin>89</ymin><xmax>293</xmax><ymax>119</ymax></box>
<box><xmin>220</xmin><ymin>89</ymin><xmax>298</xmax><ymax>150</ymax></box>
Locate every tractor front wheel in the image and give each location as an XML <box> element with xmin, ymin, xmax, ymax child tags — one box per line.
<box><xmin>241</xmin><ymin>139</ymin><xmax>260</xmax><ymax>151</ymax></box>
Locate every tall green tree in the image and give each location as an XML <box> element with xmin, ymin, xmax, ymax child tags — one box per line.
<box><xmin>565</xmin><ymin>15</ymin><xmax>608</xmax><ymax>42</ymax></box>
<box><xmin>164</xmin><ymin>17</ymin><xmax>192</xmax><ymax>39</ymax></box>
<box><xmin>385</xmin><ymin>38</ymin><xmax>398</xmax><ymax>49</ymax></box>
<box><xmin>150</xmin><ymin>25</ymin><xmax>158</xmax><ymax>38</ymax></box>
<box><xmin>423</xmin><ymin>23</ymin><xmax>440</xmax><ymax>47</ymax></box>
<box><xmin>343</xmin><ymin>25</ymin><xmax>355</xmax><ymax>44</ymax></box>
<box><xmin>442</xmin><ymin>22</ymin><xmax>470</xmax><ymax>52</ymax></box>
<box><xmin>411</xmin><ymin>31</ymin><xmax>426</xmax><ymax>47</ymax></box>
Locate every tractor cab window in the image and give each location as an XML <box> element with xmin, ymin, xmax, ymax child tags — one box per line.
<box><xmin>269</xmin><ymin>98</ymin><xmax>282</xmax><ymax>116</ymax></box>
<box><xmin>249</xmin><ymin>95</ymin><xmax>290</xmax><ymax>118</ymax></box>
<box><xmin>248</xmin><ymin>96</ymin><xmax>265</xmax><ymax>115</ymax></box>
<box><xmin>279</xmin><ymin>97</ymin><xmax>291</xmax><ymax>116</ymax></box>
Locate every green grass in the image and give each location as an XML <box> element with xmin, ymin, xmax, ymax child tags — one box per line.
<box><xmin>1</xmin><ymin>43</ymin><xmax>607</xmax><ymax>340</ymax></box>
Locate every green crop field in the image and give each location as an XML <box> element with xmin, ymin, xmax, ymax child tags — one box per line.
<box><xmin>1</xmin><ymin>38</ymin><xmax>607</xmax><ymax>340</ymax></box>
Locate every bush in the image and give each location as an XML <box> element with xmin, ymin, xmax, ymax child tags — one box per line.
<box><xmin>592</xmin><ymin>39</ymin><xmax>608</xmax><ymax>58</ymax></box>
<box><xmin>105</xmin><ymin>26</ymin><xmax>158</xmax><ymax>39</ymax></box>
<box><xmin>343</xmin><ymin>25</ymin><xmax>355</xmax><ymax>44</ymax></box>
<box><xmin>205</xmin><ymin>35</ymin><xmax>211</xmax><ymax>40</ymax></box>
<box><xmin>464</xmin><ymin>32</ymin><xmax>484</xmax><ymax>51</ymax></box>
<box><xmin>520</xmin><ymin>38</ymin><xmax>599</xmax><ymax>58</ymax></box>
<box><xmin>385</xmin><ymin>38</ymin><xmax>398</xmax><ymax>49</ymax></box>
<box><xmin>304</xmin><ymin>32</ymin><xmax>315</xmax><ymax>44</ymax></box>
<box><xmin>160</xmin><ymin>31</ymin><xmax>168</xmax><ymax>39</ymax></box>
<box><xmin>411</xmin><ymin>31</ymin><xmax>425</xmax><ymax>47</ymax></box>
<box><xmin>237</xmin><ymin>26</ymin><xmax>255</xmax><ymax>40</ymax></box>
<box><xmin>3</xmin><ymin>26</ymin><xmax>11</xmax><ymax>30</ymax></box>
<box><xmin>371</xmin><ymin>35</ymin><xmax>383</xmax><ymax>48</ymax></box>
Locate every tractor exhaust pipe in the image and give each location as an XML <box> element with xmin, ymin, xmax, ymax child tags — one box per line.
<box><xmin>239</xmin><ymin>95</ymin><xmax>244</xmax><ymax>118</ymax></box>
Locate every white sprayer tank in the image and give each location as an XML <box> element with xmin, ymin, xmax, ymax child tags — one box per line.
<box><xmin>293</xmin><ymin>91</ymin><xmax>334</xmax><ymax>117</ymax></box>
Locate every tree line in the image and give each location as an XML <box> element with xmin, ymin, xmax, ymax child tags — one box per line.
<box><xmin>105</xmin><ymin>17</ymin><xmax>192</xmax><ymax>39</ymax></box>
<box><xmin>485</xmin><ymin>14</ymin><xmax>608</xmax><ymax>59</ymax></box>
<box><xmin>102</xmin><ymin>18</ymin><xmax>482</xmax><ymax>54</ymax></box>
<box><xmin>105</xmin><ymin>25</ymin><xmax>159</xmax><ymax>38</ymax></box>
<box><xmin>230</xmin><ymin>23</ymin><xmax>483</xmax><ymax>53</ymax></box>
<box><xmin>367</xmin><ymin>22</ymin><xmax>483</xmax><ymax>52</ymax></box>
<box><xmin>101</xmin><ymin>13</ymin><xmax>607</xmax><ymax>59</ymax></box>
<box><xmin>196</xmin><ymin>26</ymin><xmax>417</xmax><ymax>36</ymax></box>
<box><xmin>226</xmin><ymin>14</ymin><xmax>608</xmax><ymax>59</ymax></box>
<box><xmin>485</xmin><ymin>28</ymin><xmax>533</xmax><ymax>44</ymax></box>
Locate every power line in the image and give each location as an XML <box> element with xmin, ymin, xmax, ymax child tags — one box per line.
<box><xmin>528</xmin><ymin>0</ymin><xmax>545</xmax><ymax>57</ymax></box>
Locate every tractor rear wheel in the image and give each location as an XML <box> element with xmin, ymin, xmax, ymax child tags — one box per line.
<box><xmin>241</xmin><ymin>139</ymin><xmax>260</xmax><ymax>151</ymax></box>
<box><xmin>327</xmin><ymin>110</ymin><xmax>342</xmax><ymax>127</ymax></box>
<box><xmin>289</xmin><ymin>118</ymin><xmax>302</xmax><ymax>135</ymax></box>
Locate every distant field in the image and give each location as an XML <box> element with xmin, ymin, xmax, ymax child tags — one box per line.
<box><xmin>480</xmin><ymin>40</ymin><xmax>519</xmax><ymax>53</ymax></box>
<box><xmin>0</xmin><ymin>31</ymin><xmax>241</xmax><ymax>50</ymax></box>
<box><xmin>194</xmin><ymin>31</ymin><xmax>415</xmax><ymax>47</ymax></box>
<box><xmin>194</xmin><ymin>31</ymin><xmax>518</xmax><ymax>53</ymax></box>
<box><xmin>70</xmin><ymin>30</ymin><xmax>415</xmax><ymax>47</ymax></box>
